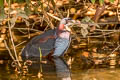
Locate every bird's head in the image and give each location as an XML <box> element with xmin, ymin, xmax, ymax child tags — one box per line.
<box><xmin>58</xmin><ymin>18</ymin><xmax>76</xmax><ymax>32</ymax></box>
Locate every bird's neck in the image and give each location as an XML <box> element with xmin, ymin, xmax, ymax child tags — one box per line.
<box><xmin>58</xmin><ymin>24</ymin><xmax>64</xmax><ymax>30</ymax></box>
<box><xmin>56</xmin><ymin>24</ymin><xmax>70</xmax><ymax>39</ymax></box>
<box><xmin>56</xmin><ymin>24</ymin><xmax>64</xmax><ymax>35</ymax></box>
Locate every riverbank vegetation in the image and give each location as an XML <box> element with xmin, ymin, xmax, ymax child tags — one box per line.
<box><xmin>0</xmin><ymin>0</ymin><xmax>120</xmax><ymax>75</ymax></box>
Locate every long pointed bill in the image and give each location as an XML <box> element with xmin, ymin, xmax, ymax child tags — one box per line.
<box><xmin>64</xmin><ymin>20</ymin><xmax>76</xmax><ymax>32</ymax></box>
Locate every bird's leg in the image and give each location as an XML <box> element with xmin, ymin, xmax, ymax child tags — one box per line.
<box><xmin>46</xmin><ymin>49</ymin><xmax>55</xmax><ymax>61</ymax></box>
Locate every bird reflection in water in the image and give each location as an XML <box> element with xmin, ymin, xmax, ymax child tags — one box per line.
<box><xmin>25</xmin><ymin>57</ymin><xmax>71</xmax><ymax>80</ymax></box>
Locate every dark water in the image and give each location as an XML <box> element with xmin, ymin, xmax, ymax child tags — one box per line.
<box><xmin>0</xmin><ymin>58</ymin><xmax>120</xmax><ymax>80</ymax></box>
<box><xmin>0</xmin><ymin>43</ymin><xmax>120</xmax><ymax>80</ymax></box>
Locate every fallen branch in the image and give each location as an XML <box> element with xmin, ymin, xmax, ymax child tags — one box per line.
<box><xmin>111</xmin><ymin>44</ymin><xmax>120</xmax><ymax>54</ymax></box>
<box><xmin>47</xmin><ymin>12</ymin><xmax>61</xmax><ymax>21</ymax></box>
<box><xmin>88</xmin><ymin>32</ymin><xmax>115</xmax><ymax>37</ymax></box>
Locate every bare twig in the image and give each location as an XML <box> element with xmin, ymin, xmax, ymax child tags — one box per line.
<box><xmin>95</xmin><ymin>29</ymin><xmax>120</xmax><ymax>32</ymax></box>
<box><xmin>15</xmin><ymin>40</ymin><xmax>27</xmax><ymax>47</ymax></box>
<box><xmin>110</xmin><ymin>44</ymin><xmax>120</xmax><ymax>54</ymax></box>
<box><xmin>47</xmin><ymin>12</ymin><xmax>61</xmax><ymax>21</ymax></box>
<box><xmin>74</xmin><ymin>22</ymin><xmax>120</xmax><ymax>26</ymax></box>
<box><xmin>0</xmin><ymin>27</ymin><xmax>41</xmax><ymax>32</ymax></box>
<box><xmin>8</xmin><ymin>0</ymin><xmax>21</xmax><ymax>67</ymax></box>
<box><xmin>4</xmin><ymin>40</ymin><xmax>15</xmax><ymax>60</ymax></box>
<box><xmin>88</xmin><ymin>31</ymin><xmax>115</xmax><ymax>37</ymax></box>
<box><xmin>43</xmin><ymin>11</ymin><xmax>55</xmax><ymax>29</ymax></box>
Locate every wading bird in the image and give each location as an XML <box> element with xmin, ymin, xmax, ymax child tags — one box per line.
<box><xmin>21</xmin><ymin>18</ymin><xmax>76</xmax><ymax>60</ymax></box>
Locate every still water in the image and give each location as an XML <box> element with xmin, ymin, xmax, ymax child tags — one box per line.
<box><xmin>0</xmin><ymin>30</ymin><xmax>119</xmax><ymax>80</ymax></box>
<box><xmin>0</xmin><ymin>58</ymin><xmax>120</xmax><ymax>80</ymax></box>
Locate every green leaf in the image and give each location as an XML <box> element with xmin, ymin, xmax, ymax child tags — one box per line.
<box><xmin>24</xmin><ymin>5</ymin><xmax>32</xmax><ymax>16</ymax></box>
<box><xmin>13</xmin><ymin>0</ymin><xmax>17</xmax><ymax>3</ymax></box>
<box><xmin>91</xmin><ymin>0</ymin><xmax>96</xmax><ymax>4</ymax></box>
<box><xmin>81</xmin><ymin>16</ymin><xmax>92</xmax><ymax>23</ymax></box>
<box><xmin>38</xmin><ymin>0</ymin><xmax>43</xmax><ymax>9</ymax></box>
<box><xmin>39</xmin><ymin>47</ymin><xmax>42</xmax><ymax>61</ymax></box>
<box><xmin>0</xmin><ymin>0</ymin><xmax>4</xmax><ymax>7</ymax></box>
<box><xmin>16</xmin><ymin>0</ymin><xmax>25</xmax><ymax>3</ymax></box>
<box><xmin>24</xmin><ymin>0</ymin><xmax>32</xmax><ymax>15</ymax></box>
<box><xmin>109</xmin><ymin>0</ymin><xmax>114</xmax><ymax>3</ymax></box>
<box><xmin>25</xmin><ymin>0</ymin><xmax>30</xmax><ymax>4</ymax></box>
<box><xmin>0</xmin><ymin>8</ymin><xmax>4</xmax><ymax>17</ymax></box>
<box><xmin>0</xmin><ymin>0</ymin><xmax>4</xmax><ymax>19</ymax></box>
<box><xmin>0</xmin><ymin>14</ymin><xmax>7</xmax><ymax>25</ymax></box>
<box><xmin>99</xmin><ymin>0</ymin><xmax>104</xmax><ymax>5</ymax></box>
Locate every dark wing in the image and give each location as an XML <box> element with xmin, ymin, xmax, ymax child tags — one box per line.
<box><xmin>21</xmin><ymin>29</ymin><xmax>56</xmax><ymax>59</ymax></box>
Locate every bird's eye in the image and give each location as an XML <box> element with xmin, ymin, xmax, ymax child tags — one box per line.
<box><xmin>66</xmin><ymin>18</ymin><xmax>72</xmax><ymax>24</ymax></box>
<box><xmin>66</xmin><ymin>20</ymin><xmax>68</xmax><ymax>24</ymax></box>
<box><xmin>67</xmin><ymin>18</ymin><xmax>72</xmax><ymax>20</ymax></box>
